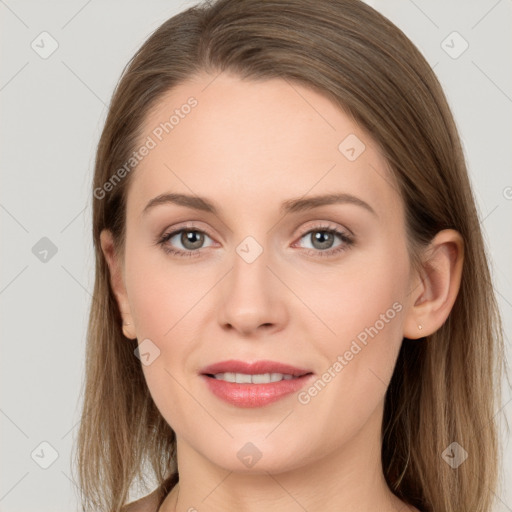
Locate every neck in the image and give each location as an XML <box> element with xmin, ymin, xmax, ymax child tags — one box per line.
<box><xmin>160</xmin><ymin>404</ymin><xmax>415</xmax><ymax>512</ymax></box>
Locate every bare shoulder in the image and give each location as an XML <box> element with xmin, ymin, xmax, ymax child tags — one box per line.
<box><xmin>122</xmin><ymin>489</ymin><xmax>161</xmax><ymax>512</ymax></box>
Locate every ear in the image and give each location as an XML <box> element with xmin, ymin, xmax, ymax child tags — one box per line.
<box><xmin>403</xmin><ymin>229</ymin><xmax>464</xmax><ymax>340</ymax></box>
<box><xmin>100</xmin><ymin>229</ymin><xmax>137</xmax><ymax>340</ymax></box>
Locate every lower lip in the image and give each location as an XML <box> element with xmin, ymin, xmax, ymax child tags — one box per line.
<box><xmin>201</xmin><ymin>374</ymin><xmax>314</xmax><ymax>408</ymax></box>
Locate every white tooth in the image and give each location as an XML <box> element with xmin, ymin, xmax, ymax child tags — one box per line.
<box><xmin>212</xmin><ymin>372</ymin><xmax>296</xmax><ymax>383</ymax></box>
<box><xmin>251</xmin><ymin>373</ymin><xmax>272</xmax><ymax>384</ymax></box>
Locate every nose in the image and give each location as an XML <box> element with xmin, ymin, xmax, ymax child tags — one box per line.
<box><xmin>217</xmin><ymin>241</ymin><xmax>287</xmax><ymax>337</ymax></box>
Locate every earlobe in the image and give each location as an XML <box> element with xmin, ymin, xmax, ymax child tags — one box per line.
<box><xmin>99</xmin><ymin>229</ymin><xmax>137</xmax><ymax>339</ymax></box>
<box><xmin>403</xmin><ymin>229</ymin><xmax>464</xmax><ymax>340</ymax></box>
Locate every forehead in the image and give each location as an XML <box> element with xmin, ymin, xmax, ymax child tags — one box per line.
<box><xmin>127</xmin><ymin>71</ymin><xmax>402</xmax><ymax>224</ymax></box>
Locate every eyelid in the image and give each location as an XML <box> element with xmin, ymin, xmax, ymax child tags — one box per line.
<box><xmin>159</xmin><ymin>220</ymin><xmax>216</xmax><ymax>239</ymax></box>
<box><xmin>292</xmin><ymin>222</ymin><xmax>353</xmax><ymax>253</ymax></box>
<box><xmin>158</xmin><ymin>220</ymin><xmax>349</xmax><ymax>243</ymax></box>
<box><xmin>295</xmin><ymin>220</ymin><xmax>351</xmax><ymax>237</ymax></box>
<box><xmin>157</xmin><ymin>220</ymin><xmax>355</xmax><ymax>258</ymax></box>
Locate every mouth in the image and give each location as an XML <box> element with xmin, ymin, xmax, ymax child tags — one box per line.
<box><xmin>200</xmin><ymin>359</ymin><xmax>312</xmax><ymax>378</ymax></box>
<box><xmin>204</xmin><ymin>372</ymin><xmax>310</xmax><ymax>383</ymax></box>
<box><xmin>199</xmin><ymin>360</ymin><xmax>314</xmax><ymax>408</ymax></box>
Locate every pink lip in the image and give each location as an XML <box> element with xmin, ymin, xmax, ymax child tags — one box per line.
<box><xmin>200</xmin><ymin>359</ymin><xmax>314</xmax><ymax>408</ymax></box>
<box><xmin>200</xmin><ymin>359</ymin><xmax>311</xmax><ymax>377</ymax></box>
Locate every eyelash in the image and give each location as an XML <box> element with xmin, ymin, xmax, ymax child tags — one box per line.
<box><xmin>156</xmin><ymin>223</ymin><xmax>354</xmax><ymax>259</ymax></box>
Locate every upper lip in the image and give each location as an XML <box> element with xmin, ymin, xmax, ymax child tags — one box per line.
<box><xmin>200</xmin><ymin>360</ymin><xmax>312</xmax><ymax>377</ymax></box>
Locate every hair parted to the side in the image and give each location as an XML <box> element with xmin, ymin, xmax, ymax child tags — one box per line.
<box><xmin>73</xmin><ymin>1</ymin><xmax>506</xmax><ymax>511</ymax></box>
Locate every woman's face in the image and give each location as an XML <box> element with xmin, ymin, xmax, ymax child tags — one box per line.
<box><xmin>110</xmin><ymin>71</ymin><xmax>417</xmax><ymax>473</ymax></box>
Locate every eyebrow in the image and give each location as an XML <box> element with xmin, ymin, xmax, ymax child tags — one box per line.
<box><xmin>142</xmin><ymin>192</ymin><xmax>377</xmax><ymax>217</ymax></box>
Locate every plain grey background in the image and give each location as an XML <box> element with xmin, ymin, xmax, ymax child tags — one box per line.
<box><xmin>1</xmin><ymin>0</ymin><xmax>511</xmax><ymax>510</ymax></box>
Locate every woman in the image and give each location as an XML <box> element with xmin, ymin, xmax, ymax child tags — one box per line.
<box><xmin>75</xmin><ymin>1</ymin><xmax>506</xmax><ymax>511</ymax></box>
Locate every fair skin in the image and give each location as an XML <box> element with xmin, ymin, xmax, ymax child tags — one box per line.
<box><xmin>102</xmin><ymin>71</ymin><xmax>463</xmax><ymax>512</ymax></box>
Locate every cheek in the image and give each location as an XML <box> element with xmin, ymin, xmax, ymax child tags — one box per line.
<box><xmin>295</xmin><ymin>244</ymin><xmax>409</xmax><ymax>414</ymax></box>
<box><xmin>127</xmin><ymin>260</ymin><xmax>200</xmax><ymax>428</ymax></box>
<box><xmin>123</xmin><ymin>242</ymin><xmax>215</xmax><ymax>417</ymax></box>
<box><xmin>297</xmin><ymin>244</ymin><xmax>409</xmax><ymax>351</ymax></box>
<box><xmin>319</xmin><ymin>257</ymin><xmax>407</xmax><ymax>401</ymax></box>
<box><xmin>124</xmin><ymin>237</ymin><xmax>207</xmax><ymax>337</ymax></box>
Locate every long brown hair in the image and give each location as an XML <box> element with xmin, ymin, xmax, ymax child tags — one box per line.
<box><xmin>74</xmin><ymin>1</ymin><xmax>506</xmax><ymax>510</ymax></box>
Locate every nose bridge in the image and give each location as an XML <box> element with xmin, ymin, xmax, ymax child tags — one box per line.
<box><xmin>231</xmin><ymin>231</ymin><xmax>273</xmax><ymax>304</ymax></box>
<box><xmin>218</xmin><ymin>230</ymin><xmax>284</xmax><ymax>333</ymax></box>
